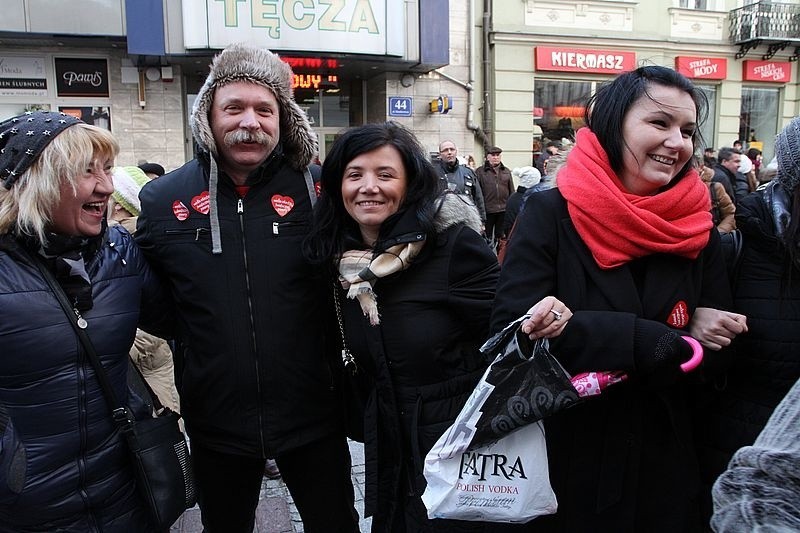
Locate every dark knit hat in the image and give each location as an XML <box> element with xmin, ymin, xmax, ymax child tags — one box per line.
<box><xmin>775</xmin><ymin>116</ymin><xmax>800</xmax><ymax>194</ymax></box>
<box><xmin>0</xmin><ymin>111</ymin><xmax>82</xmax><ymax>189</ymax></box>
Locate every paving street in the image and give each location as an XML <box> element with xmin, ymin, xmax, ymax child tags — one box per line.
<box><xmin>170</xmin><ymin>440</ymin><xmax>371</xmax><ymax>533</ymax></box>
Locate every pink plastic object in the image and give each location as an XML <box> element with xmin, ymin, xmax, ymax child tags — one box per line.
<box><xmin>571</xmin><ymin>371</ymin><xmax>628</xmax><ymax>397</ymax></box>
<box><xmin>680</xmin><ymin>335</ymin><xmax>704</xmax><ymax>373</ymax></box>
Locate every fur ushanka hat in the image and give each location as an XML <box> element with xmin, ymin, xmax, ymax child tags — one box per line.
<box><xmin>191</xmin><ymin>43</ymin><xmax>317</xmax><ymax>169</ymax></box>
<box><xmin>190</xmin><ymin>44</ymin><xmax>318</xmax><ymax>254</ymax></box>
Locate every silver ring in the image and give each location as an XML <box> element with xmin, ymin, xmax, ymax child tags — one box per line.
<box><xmin>550</xmin><ymin>309</ymin><xmax>563</xmax><ymax>321</ymax></box>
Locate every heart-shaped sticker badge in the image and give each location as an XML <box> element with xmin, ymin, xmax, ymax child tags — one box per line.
<box><xmin>173</xmin><ymin>200</ymin><xmax>189</xmax><ymax>221</ymax></box>
<box><xmin>667</xmin><ymin>300</ymin><xmax>689</xmax><ymax>328</ymax></box>
<box><xmin>191</xmin><ymin>191</ymin><xmax>210</xmax><ymax>215</ymax></box>
<box><xmin>271</xmin><ymin>194</ymin><xmax>295</xmax><ymax>217</ymax></box>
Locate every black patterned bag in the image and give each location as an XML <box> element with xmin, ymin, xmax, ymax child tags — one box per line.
<box><xmin>469</xmin><ymin>315</ymin><xmax>582</xmax><ymax>449</ymax></box>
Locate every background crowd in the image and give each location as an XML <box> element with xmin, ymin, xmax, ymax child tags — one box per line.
<box><xmin>0</xmin><ymin>43</ymin><xmax>798</xmax><ymax>533</ymax></box>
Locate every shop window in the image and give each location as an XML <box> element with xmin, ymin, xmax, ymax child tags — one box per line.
<box><xmin>533</xmin><ymin>80</ymin><xmax>592</xmax><ymax>145</ymax></box>
<box><xmin>696</xmin><ymin>84</ymin><xmax>717</xmax><ymax>152</ymax></box>
<box><xmin>679</xmin><ymin>0</ymin><xmax>708</xmax><ymax>10</ymax></box>
<box><xmin>739</xmin><ymin>87</ymin><xmax>779</xmax><ymax>160</ymax></box>
<box><xmin>295</xmin><ymin>81</ymin><xmax>350</xmax><ymax>128</ymax></box>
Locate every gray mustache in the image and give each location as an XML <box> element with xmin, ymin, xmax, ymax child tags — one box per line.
<box><xmin>224</xmin><ymin>129</ymin><xmax>270</xmax><ymax>147</ymax></box>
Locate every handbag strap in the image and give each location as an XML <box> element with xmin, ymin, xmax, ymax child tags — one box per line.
<box><xmin>332</xmin><ymin>284</ymin><xmax>359</xmax><ymax>375</ymax></box>
<box><xmin>22</xmin><ymin>246</ymin><xmax>133</xmax><ymax>428</ymax></box>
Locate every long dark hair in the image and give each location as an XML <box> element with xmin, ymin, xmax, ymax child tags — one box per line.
<box><xmin>585</xmin><ymin>65</ymin><xmax>708</xmax><ymax>182</ymax></box>
<box><xmin>303</xmin><ymin>122</ymin><xmax>440</xmax><ymax>272</ymax></box>
<box><xmin>785</xmin><ymin>187</ymin><xmax>800</xmax><ymax>271</ymax></box>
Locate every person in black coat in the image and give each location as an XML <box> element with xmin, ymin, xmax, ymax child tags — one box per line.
<box><xmin>700</xmin><ymin>116</ymin><xmax>800</xmax><ymax>510</ymax></box>
<box><xmin>712</xmin><ymin>147</ymin><xmax>743</xmax><ymax>205</ymax></box>
<box><xmin>304</xmin><ymin>122</ymin><xmax>569</xmax><ymax>532</ymax></box>
<box><xmin>712</xmin><ymin>376</ymin><xmax>800</xmax><ymax>531</ymax></box>
<box><xmin>491</xmin><ymin>67</ymin><xmax>748</xmax><ymax>532</ymax></box>
<box><xmin>0</xmin><ymin>112</ymin><xmax>172</xmax><ymax>531</ymax></box>
<box><xmin>503</xmin><ymin>166</ymin><xmax>541</xmax><ymax>236</ymax></box>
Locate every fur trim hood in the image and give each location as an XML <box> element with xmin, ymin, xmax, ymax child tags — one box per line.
<box><xmin>433</xmin><ymin>192</ymin><xmax>482</xmax><ymax>235</ymax></box>
<box><xmin>191</xmin><ymin>43</ymin><xmax>317</xmax><ymax>170</ymax></box>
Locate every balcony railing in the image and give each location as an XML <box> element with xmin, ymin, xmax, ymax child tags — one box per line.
<box><xmin>729</xmin><ymin>1</ymin><xmax>800</xmax><ymax>59</ymax></box>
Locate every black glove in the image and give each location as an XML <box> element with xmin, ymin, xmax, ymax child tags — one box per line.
<box><xmin>633</xmin><ymin>320</ymin><xmax>693</xmax><ymax>375</ymax></box>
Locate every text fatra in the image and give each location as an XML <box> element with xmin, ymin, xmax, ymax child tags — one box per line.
<box><xmin>459</xmin><ymin>452</ymin><xmax>527</xmax><ymax>481</ymax></box>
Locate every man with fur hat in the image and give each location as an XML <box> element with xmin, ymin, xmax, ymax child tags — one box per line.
<box><xmin>135</xmin><ymin>44</ymin><xmax>358</xmax><ymax>532</ymax></box>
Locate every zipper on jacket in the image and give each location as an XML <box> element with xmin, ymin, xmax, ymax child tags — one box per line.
<box><xmin>238</xmin><ymin>199</ymin><xmax>267</xmax><ymax>457</ymax></box>
<box><xmin>75</xmin><ymin>334</ymin><xmax>97</xmax><ymax>528</ymax></box>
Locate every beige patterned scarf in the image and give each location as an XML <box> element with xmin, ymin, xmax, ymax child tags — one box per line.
<box><xmin>337</xmin><ymin>241</ymin><xmax>425</xmax><ymax>325</ymax></box>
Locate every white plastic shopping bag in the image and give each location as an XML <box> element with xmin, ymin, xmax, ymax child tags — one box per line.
<box><xmin>421</xmin><ymin>365</ymin><xmax>557</xmax><ymax>523</ymax></box>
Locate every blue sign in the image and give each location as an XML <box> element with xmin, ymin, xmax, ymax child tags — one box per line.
<box><xmin>388</xmin><ymin>97</ymin><xmax>412</xmax><ymax>117</ymax></box>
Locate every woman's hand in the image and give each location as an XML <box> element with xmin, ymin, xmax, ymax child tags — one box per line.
<box><xmin>689</xmin><ymin>307</ymin><xmax>748</xmax><ymax>351</ymax></box>
<box><xmin>521</xmin><ymin>296</ymin><xmax>572</xmax><ymax>339</ymax></box>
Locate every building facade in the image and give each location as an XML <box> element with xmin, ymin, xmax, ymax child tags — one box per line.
<box><xmin>489</xmin><ymin>0</ymin><xmax>800</xmax><ymax>169</ymax></box>
<box><xmin>1</xmin><ymin>1</ymin><xmax>798</xmax><ymax>172</ymax></box>
<box><xmin>0</xmin><ymin>0</ymin><xmax>484</xmax><ymax>170</ymax></box>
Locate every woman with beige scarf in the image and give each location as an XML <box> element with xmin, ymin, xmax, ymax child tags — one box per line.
<box><xmin>304</xmin><ymin>122</ymin><xmax>568</xmax><ymax>532</ymax></box>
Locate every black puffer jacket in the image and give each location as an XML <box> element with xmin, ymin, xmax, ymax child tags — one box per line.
<box><xmin>0</xmin><ymin>227</ymin><xmax>170</xmax><ymax>532</ymax></box>
<box><xmin>339</xmin><ymin>196</ymin><xmax>499</xmax><ymax>532</ymax></box>
<box><xmin>699</xmin><ymin>181</ymin><xmax>800</xmax><ymax>484</ymax></box>
<box><xmin>136</xmin><ymin>153</ymin><xmax>341</xmax><ymax>457</ymax></box>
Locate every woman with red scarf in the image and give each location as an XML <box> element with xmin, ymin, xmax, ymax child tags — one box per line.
<box><xmin>490</xmin><ymin>66</ymin><xmax>747</xmax><ymax>531</ymax></box>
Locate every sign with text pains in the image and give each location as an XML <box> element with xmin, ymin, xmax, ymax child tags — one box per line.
<box><xmin>55</xmin><ymin>58</ymin><xmax>109</xmax><ymax>97</ymax></box>
<box><xmin>742</xmin><ymin>60</ymin><xmax>792</xmax><ymax>83</ymax></box>
<box><xmin>675</xmin><ymin>56</ymin><xmax>727</xmax><ymax>80</ymax></box>
<box><xmin>535</xmin><ymin>46</ymin><xmax>636</xmax><ymax>74</ymax></box>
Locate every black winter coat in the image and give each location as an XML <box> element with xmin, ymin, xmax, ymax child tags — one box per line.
<box><xmin>435</xmin><ymin>160</ymin><xmax>487</xmax><ymax>221</ymax></box>
<box><xmin>136</xmin><ymin>155</ymin><xmax>341</xmax><ymax>457</ymax></box>
<box><xmin>503</xmin><ymin>186</ymin><xmax>528</xmax><ymax>235</ymax></box>
<box><xmin>0</xmin><ymin>227</ymin><xmax>170</xmax><ymax>532</ymax></box>
<box><xmin>340</xmin><ymin>208</ymin><xmax>499</xmax><ymax>532</ymax></box>
<box><xmin>491</xmin><ymin>188</ymin><xmax>732</xmax><ymax>532</ymax></box>
<box><xmin>696</xmin><ymin>181</ymin><xmax>800</xmax><ymax>488</ymax></box>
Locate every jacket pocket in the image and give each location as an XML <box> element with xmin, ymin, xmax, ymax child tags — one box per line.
<box><xmin>267</xmin><ymin>220</ymin><xmax>309</xmax><ymax>238</ymax></box>
<box><xmin>164</xmin><ymin>226</ymin><xmax>211</xmax><ymax>243</ymax></box>
<box><xmin>0</xmin><ymin>408</ymin><xmax>26</xmax><ymax>504</ymax></box>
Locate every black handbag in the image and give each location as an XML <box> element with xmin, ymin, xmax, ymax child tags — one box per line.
<box><xmin>28</xmin><ymin>250</ymin><xmax>196</xmax><ymax>530</ymax></box>
<box><xmin>333</xmin><ymin>285</ymin><xmax>370</xmax><ymax>442</ymax></box>
<box><xmin>469</xmin><ymin>315</ymin><xmax>583</xmax><ymax>449</ymax></box>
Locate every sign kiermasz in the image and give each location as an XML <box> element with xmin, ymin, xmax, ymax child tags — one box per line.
<box><xmin>182</xmin><ymin>0</ymin><xmax>404</xmax><ymax>57</ymax></box>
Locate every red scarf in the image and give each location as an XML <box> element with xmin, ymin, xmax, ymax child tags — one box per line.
<box><xmin>558</xmin><ymin>128</ymin><xmax>712</xmax><ymax>270</ymax></box>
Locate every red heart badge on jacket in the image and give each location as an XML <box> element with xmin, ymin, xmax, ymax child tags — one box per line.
<box><xmin>667</xmin><ymin>301</ymin><xmax>689</xmax><ymax>328</ymax></box>
<box><xmin>271</xmin><ymin>194</ymin><xmax>294</xmax><ymax>217</ymax></box>
<box><xmin>172</xmin><ymin>200</ymin><xmax>189</xmax><ymax>221</ymax></box>
<box><xmin>191</xmin><ymin>191</ymin><xmax>210</xmax><ymax>215</ymax></box>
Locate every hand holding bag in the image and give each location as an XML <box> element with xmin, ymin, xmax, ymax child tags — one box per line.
<box><xmin>421</xmin><ymin>316</ymin><xmax>567</xmax><ymax>523</ymax></box>
<box><xmin>28</xmin><ymin>250</ymin><xmax>196</xmax><ymax>530</ymax></box>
